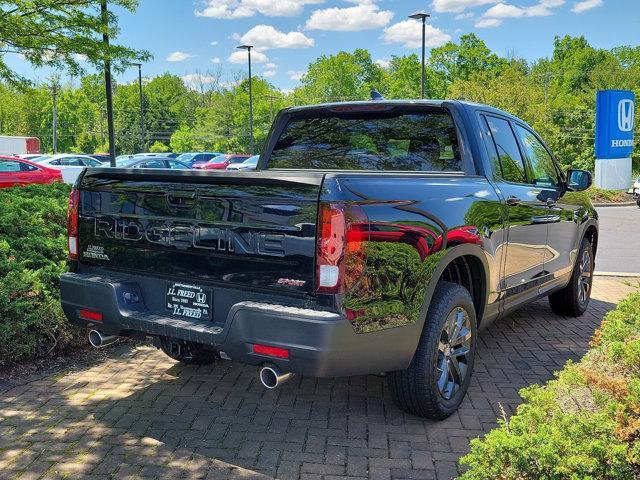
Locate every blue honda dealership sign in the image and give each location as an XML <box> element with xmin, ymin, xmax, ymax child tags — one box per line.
<box><xmin>595</xmin><ymin>90</ymin><xmax>635</xmax><ymax>159</ymax></box>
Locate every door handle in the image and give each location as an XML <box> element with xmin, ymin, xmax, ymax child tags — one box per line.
<box><xmin>506</xmin><ymin>196</ymin><xmax>520</xmax><ymax>206</ymax></box>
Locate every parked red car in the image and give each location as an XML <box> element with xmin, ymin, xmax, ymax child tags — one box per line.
<box><xmin>0</xmin><ymin>155</ymin><xmax>62</xmax><ymax>188</ymax></box>
<box><xmin>193</xmin><ymin>154</ymin><xmax>251</xmax><ymax>170</ymax></box>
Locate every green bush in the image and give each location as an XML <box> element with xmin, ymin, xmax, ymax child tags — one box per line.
<box><xmin>459</xmin><ymin>289</ymin><xmax>640</xmax><ymax>479</ymax></box>
<box><xmin>0</xmin><ymin>183</ymin><xmax>83</xmax><ymax>366</ymax></box>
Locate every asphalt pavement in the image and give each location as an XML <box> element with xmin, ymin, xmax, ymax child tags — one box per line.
<box><xmin>595</xmin><ymin>204</ymin><xmax>640</xmax><ymax>274</ymax></box>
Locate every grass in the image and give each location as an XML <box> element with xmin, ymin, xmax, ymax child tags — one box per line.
<box><xmin>587</xmin><ymin>186</ymin><xmax>633</xmax><ymax>204</ymax></box>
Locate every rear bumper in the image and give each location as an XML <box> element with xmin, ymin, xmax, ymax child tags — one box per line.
<box><xmin>60</xmin><ymin>272</ymin><xmax>417</xmax><ymax>377</ymax></box>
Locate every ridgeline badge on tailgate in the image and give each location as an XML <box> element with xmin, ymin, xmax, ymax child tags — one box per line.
<box><xmin>93</xmin><ymin>216</ymin><xmax>285</xmax><ymax>256</ymax></box>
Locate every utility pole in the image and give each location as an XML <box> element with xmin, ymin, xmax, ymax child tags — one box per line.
<box><xmin>101</xmin><ymin>0</ymin><xmax>116</xmax><ymax>167</ymax></box>
<box><xmin>237</xmin><ymin>44</ymin><xmax>254</xmax><ymax>154</ymax></box>
<box><xmin>51</xmin><ymin>80</ymin><xmax>59</xmax><ymax>153</ymax></box>
<box><xmin>409</xmin><ymin>12</ymin><xmax>430</xmax><ymax>99</ymax></box>
<box><xmin>131</xmin><ymin>63</ymin><xmax>145</xmax><ymax>152</ymax></box>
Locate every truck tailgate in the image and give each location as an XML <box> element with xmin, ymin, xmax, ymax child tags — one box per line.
<box><xmin>76</xmin><ymin>169</ymin><xmax>323</xmax><ymax>295</ymax></box>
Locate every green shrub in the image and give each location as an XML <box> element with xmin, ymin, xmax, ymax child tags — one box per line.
<box><xmin>459</xmin><ymin>289</ymin><xmax>640</xmax><ymax>479</ymax></box>
<box><xmin>0</xmin><ymin>183</ymin><xmax>83</xmax><ymax>366</ymax></box>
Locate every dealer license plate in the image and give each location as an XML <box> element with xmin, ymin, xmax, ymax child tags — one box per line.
<box><xmin>166</xmin><ymin>283</ymin><xmax>212</xmax><ymax>320</ymax></box>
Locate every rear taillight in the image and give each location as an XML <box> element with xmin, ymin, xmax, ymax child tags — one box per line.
<box><xmin>67</xmin><ymin>188</ymin><xmax>79</xmax><ymax>260</ymax></box>
<box><xmin>316</xmin><ymin>203</ymin><xmax>367</xmax><ymax>294</ymax></box>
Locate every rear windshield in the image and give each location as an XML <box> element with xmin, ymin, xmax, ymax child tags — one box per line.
<box><xmin>268</xmin><ymin>108</ymin><xmax>462</xmax><ymax>171</ymax></box>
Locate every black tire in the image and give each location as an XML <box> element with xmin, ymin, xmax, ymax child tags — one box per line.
<box><xmin>160</xmin><ymin>337</ymin><xmax>218</xmax><ymax>365</ymax></box>
<box><xmin>548</xmin><ymin>238</ymin><xmax>593</xmax><ymax>317</ymax></box>
<box><xmin>388</xmin><ymin>281</ymin><xmax>477</xmax><ymax>420</ymax></box>
<box><xmin>636</xmin><ymin>198</ymin><xmax>640</xmax><ymax>208</ymax></box>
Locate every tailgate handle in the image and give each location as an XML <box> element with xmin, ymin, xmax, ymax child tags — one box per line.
<box><xmin>166</xmin><ymin>192</ymin><xmax>196</xmax><ymax>209</ymax></box>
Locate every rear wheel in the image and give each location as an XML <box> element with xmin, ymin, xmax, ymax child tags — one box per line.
<box><xmin>636</xmin><ymin>198</ymin><xmax>640</xmax><ymax>208</ymax></box>
<box><xmin>548</xmin><ymin>238</ymin><xmax>593</xmax><ymax>317</ymax></box>
<box><xmin>388</xmin><ymin>281</ymin><xmax>477</xmax><ymax>419</ymax></box>
<box><xmin>159</xmin><ymin>337</ymin><xmax>218</xmax><ymax>365</ymax></box>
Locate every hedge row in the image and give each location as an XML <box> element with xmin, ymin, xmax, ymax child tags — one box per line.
<box><xmin>460</xmin><ymin>289</ymin><xmax>640</xmax><ymax>479</ymax></box>
<box><xmin>0</xmin><ymin>183</ymin><xmax>84</xmax><ymax>366</ymax></box>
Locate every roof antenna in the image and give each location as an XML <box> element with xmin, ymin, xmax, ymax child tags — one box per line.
<box><xmin>370</xmin><ymin>88</ymin><xmax>384</xmax><ymax>101</ymax></box>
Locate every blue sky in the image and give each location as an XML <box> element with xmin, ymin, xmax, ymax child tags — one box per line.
<box><xmin>5</xmin><ymin>0</ymin><xmax>640</xmax><ymax>90</ymax></box>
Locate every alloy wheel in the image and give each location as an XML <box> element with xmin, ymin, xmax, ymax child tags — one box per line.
<box><xmin>577</xmin><ymin>249</ymin><xmax>592</xmax><ymax>305</ymax></box>
<box><xmin>435</xmin><ymin>306</ymin><xmax>473</xmax><ymax>400</ymax></box>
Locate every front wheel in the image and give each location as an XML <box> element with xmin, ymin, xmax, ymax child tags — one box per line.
<box><xmin>636</xmin><ymin>197</ymin><xmax>640</xmax><ymax>208</ymax></box>
<box><xmin>388</xmin><ymin>281</ymin><xmax>477</xmax><ymax>420</ymax></box>
<box><xmin>548</xmin><ymin>238</ymin><xmax>593</xmax><ymax>317</ymax></box>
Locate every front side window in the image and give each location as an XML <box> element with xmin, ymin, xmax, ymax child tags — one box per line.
<box><xmin>268</xmin><ymin>109</ymin><xmax>462</xmax><ymax>172</ymax></box>
<box><xmin>483</xmin><ymin>115</ymin><xmax>526</xmax><ymax>184</ymax></box>
<box><xmin>168</xmin><ymin>161</ymin><xmax>188</xmax><ymax>169</ymax></box>
<box><xmin>514</xmin><ymin>124</ymin><xmax>559</xmax><ymax>187</ymax></box>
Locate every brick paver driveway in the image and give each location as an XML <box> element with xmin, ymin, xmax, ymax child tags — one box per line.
<box><xmin>1</xmin><ymin>276</ymin><xmax>637</xmax><ymax>480</ymax></box>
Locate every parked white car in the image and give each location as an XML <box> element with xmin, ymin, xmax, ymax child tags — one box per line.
<box><xmin>226</xmin><ymin>155</ymin><xmax>259</xmax><ymax>171</ymax></box>
<box><xmin>35</xmin><ymin>153</ymin><xmax>104</xmax><ymax>169</ymax></box>
<box><xmin>633</xmin><ymin>176</ymin><xmax>640</xmax><ymax>207</ymax></box>
<box><xmin>35</xmin><ymin>154</ymin><xmax>104</xmax><ymax>184</ymax></box>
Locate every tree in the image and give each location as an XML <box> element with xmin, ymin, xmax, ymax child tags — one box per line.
<box><xmin>381</xmin><ymin>54</ymin><xmax>447</xmax><ymax>100</ymax></box>
<box><xmin>429</xmin><ymin>34</ymin><xmax>508</xmax><ymax>84</ymax></box>
<box><xmin>297</xmin><ymin>49</ymin><xmax>383</xmax><ymax>102</ymax></box>
<box><xmin>0</xmin><ymin>0</ymin><xmax>150</xmax><ymax>85</ymax></box>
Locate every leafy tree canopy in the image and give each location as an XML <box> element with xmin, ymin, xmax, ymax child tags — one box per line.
<box><xmin>0</xmin><ymin>0</ymin><xmax>150</xmax><ymax>85</ymax></box>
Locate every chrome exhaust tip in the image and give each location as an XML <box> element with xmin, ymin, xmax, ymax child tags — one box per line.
<box><xmin>259</xmin><ymin>364</ymin><xmax>293</xmax><ymax>389</ymax></box>
<box><xmin>88</xmin><ymin>329</ymin><xmax>117</xmax><ymax>348</ymax></box>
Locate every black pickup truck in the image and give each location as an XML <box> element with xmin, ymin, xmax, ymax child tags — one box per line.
<box><xmin>60</xmin><ymin>100</ymin><xmax>597</xmax><ymax>419</ymax></box>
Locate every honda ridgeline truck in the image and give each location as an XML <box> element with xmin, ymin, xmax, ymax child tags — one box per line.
<box><xmin>60</xmin><ymin>100</ymin><xmax>597</xmax><ymax>419</ymax></box>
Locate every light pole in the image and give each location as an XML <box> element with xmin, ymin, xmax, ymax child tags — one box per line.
<box><xmin>409</xmin><ymin>12</ymin><xmax>430</xmax><ymax>99</ymax></box>
<box><xmin>101</xmin><ymin>0</ymin><xmax>116</xmax><ymax>167</ymax></box>
<box><xmin>237</xmin><ymin>44</ymin><xmax>254</xmax><ymax>154</ymax></box>
<box><xmin>51</xmin><ymin>80</ymin><xmax>59</xmax><ymax>153</ymax></box>
<box><xmin>131</xmin><ymin>63</ymin><xmax>145</xmax><ymax>152</ymax></box>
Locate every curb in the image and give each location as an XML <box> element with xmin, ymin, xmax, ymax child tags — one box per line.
<box><xmin>594</xmin><ymin>271</ymin><xmax>640</xmax><ymax>278</ymax></box>
<box><xmin>592</xmin><ymin>201</ymin><xmax>638</xmax><ymax>207</ymax></box>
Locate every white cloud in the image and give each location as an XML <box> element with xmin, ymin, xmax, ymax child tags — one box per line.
<box><xmin>265</xmin><ymin>62</ymin><xmax>278</xmax><ymax>69</ymax></box>
<box><xmin>483</xmin><ymin>0</ymin><xmax>565</xmax><ymax>18</ymax></box>
<box><xmin>382</xmin><ymin>20</ymin><xmax>451</xmax><ymax>49</ymax></box>
<box><xmin>211</xmin><ymin>57</ymin><xmax>221</xmax><ymax>63</ymax></box>
<box><xmin>195</xmin><ymin>0</ymin><xmax>325</xmax><ymax>18</ymax></box>
<box><xmin>263</xmin><ymin>70</ymin><xmax>277</xmax><ymax>77</ymax></box>
<box><xmin>475</xmin><ymin>17</ymin><xmax>502</xmax><ymax>27</ymax></box>
<box><xmin>181</xmin><ymin>74</ymin><xmax>217</xmax><ymax>89</ymax></box>
<box><xmin>73</xmin><ymin>53</ymin><xmax>88</xmax><ymax>62</ymax></box>
<box><xmin>210</xmin><ymin>41</ymin><xmax>219</xmax><ymax>46</ymax></box>
<box><xmin>454</xmin><ymin>12</ymin><xmax>475</xmax><ymax>19</ymax></box>
<box><xmin>431</xmin><ymin>0</ymin><xmax>498</xmax><ymax>13</ymax></box>
<box><xmin>375</xmin><ymin>58</ymin><xmax>390</xmax><ymax>68</ymax></box>
<box><xmin>287</xmin><ymin>70</ymin><xmax>306</xmax><ymax>81</ymax></box>
<box><xmin>166</xmin><ymin>51</ymin><xmax>193</xmax><ymax>62</ymax></box>
<box><xmin>240</xmin><ymin>25</ymin><xmax>314</xmax><ymax>49</ymax></box>
<box><xmin>483</xmin><ymin>3</ymin><xmax>526</xmax><ymax>17</ymax></box>
<box><xmin>306</xmin><ymin>4</ymin><xmax>394</xmax><ymax>31</ymax></box>
<box><xmin>572</xmin><ymin>0</ymin><xmax>602</xmax><ymax>13</ymax></box>
<box><xmin>227</xmin><ymin>49</ymin><xmax>269</xmax><ymax>64</ymax></box>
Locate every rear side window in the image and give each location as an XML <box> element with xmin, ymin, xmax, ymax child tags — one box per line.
<box><xmin>0</xmin><ymin>160</ymin><xmax>22</xmax><ymax>172</ymax></box>
<box><xmin>483</xmin><ymin>115</ymin><xmax>526</xmax><ymax>184</ymax></box>
<box><xmin>268</xmin><ymin>109</ymin><xmax>462</xmax><ymax>172</ymax></box>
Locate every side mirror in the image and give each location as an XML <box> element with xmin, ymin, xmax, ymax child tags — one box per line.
<box><xmin>566</xmin><ymin>169</ymin><xmax>592</xmax><ymax>192</ymax></box>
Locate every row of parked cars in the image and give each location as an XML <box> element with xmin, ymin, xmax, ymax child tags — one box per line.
<box><xmin>0</xmin><ymin>151</ymin><xmax>259</xmax><ymax>188</ymax></box>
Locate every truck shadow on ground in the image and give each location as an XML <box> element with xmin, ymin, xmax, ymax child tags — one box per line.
<box><xmin>0</xmin><ymin>294</ymin><xmax>621</xmax><ymax>479</ymax></box>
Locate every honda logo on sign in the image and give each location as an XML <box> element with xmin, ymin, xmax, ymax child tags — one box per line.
<box><xmin>618</xmin><ymin>99</ymin><xmax>634</xmax><ymax>132</ymax></box>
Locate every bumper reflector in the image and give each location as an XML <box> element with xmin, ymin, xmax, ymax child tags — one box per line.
<box><xmin>252</xmin><ymin>343</ymin><xmax>289</xmax><ymax>359</ymax></box>
<box><xmin>79</xmin><ymin>309</ymin><xmax>103</xmax><ymax>322</ymax></box>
